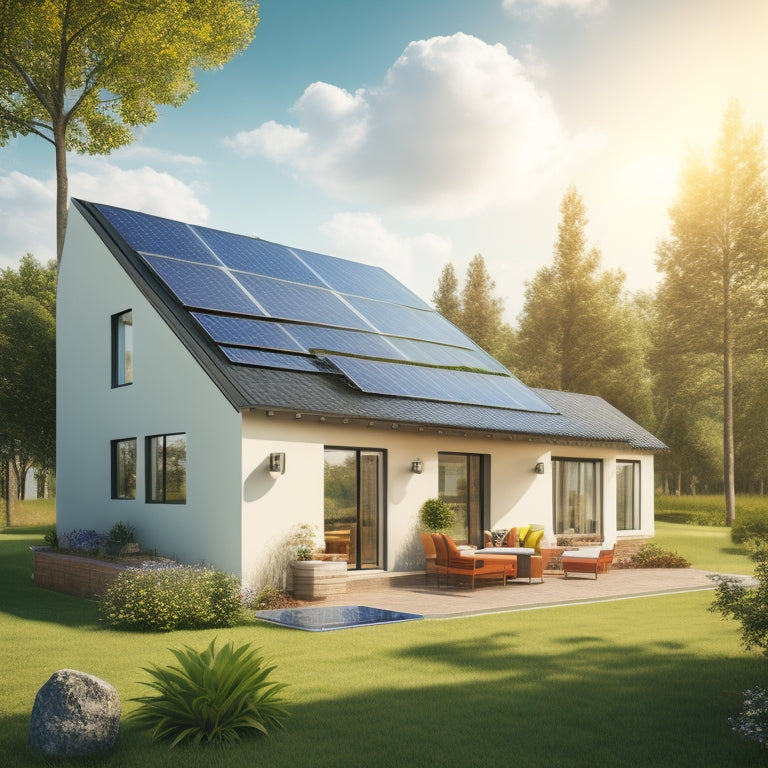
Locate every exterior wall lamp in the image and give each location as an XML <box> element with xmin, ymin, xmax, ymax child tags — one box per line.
<box><xmin>269</xmin><ymin>452</ymin><xmax>286</xmax><ymax>476</ymax></box>
<box><xmin>411</xmin><ymin>458</ymin><xmax>424</xmax><ymax>474</ymax></box>
<box><xmin>534</xmin><ymin>462</ymin><xmax>546</xmax><ymax>475</ymax></box>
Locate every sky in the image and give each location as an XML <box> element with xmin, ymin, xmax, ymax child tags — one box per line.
<box><xmin>2</xmin><ymin>0</ymin><xmax>768</xmax><ymax>321</ymax></box>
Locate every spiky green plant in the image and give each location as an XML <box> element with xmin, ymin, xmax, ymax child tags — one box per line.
<box><xmin>130</xmin><ymin>638</ymin><xmax>290</xmax><ymax>747</ymax></box>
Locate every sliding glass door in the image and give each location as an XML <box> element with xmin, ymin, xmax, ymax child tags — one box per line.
<box><xmin>324</xmin><ymin>448</ymin><xmax>384</xmax><ymax>569</ymax></box>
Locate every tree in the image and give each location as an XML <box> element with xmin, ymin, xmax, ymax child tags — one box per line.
<box><xmin>656</xmin><ymin>101</ymin><xmax>768</xmax><ymax>524</ymax></box>
<box><xmin>0</xmin><ymin>0</ymin><xmax>260</xmax><ymax>261</ymax></box>
<box><xmin>460</xmin><ymin>254</ymin><xmax>507</xmax><ymax>357</ymax></box>
<box><xmin>513</xmin><ymin>186</ymin><xmax>653</xmax><ymax>425</ymax></box>
<box><xmin>431</xmin><ymin>255</ymin><xmax>512</xmax><ymax>362</ymax></box>
<box><xmin>432</xmin><ymin>263</ymin><xmax>461</xmax><ymax>326</ymax></box>
<box><xmin>0</xmin><ymin>255</ymin><xmax>56</xmax><ymax>521</ymax></box>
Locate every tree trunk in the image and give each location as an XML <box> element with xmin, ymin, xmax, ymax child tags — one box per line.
<box><xmin>54</xmin><ymin>125</ymin><xmax>69</xmax><ymax>267</ymax></box>
<box><xmin>723</xmin><ymin>325</ymin><xmax>736</xmax><ymax>525</ymax></box>
<box><xmin>6</xmin><ymin>459</ymin><xmax>18</xmax><ymax>526</ymax></box>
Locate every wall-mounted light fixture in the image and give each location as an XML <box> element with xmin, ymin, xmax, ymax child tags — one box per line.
<box><xmin>534</xmin><ymin>462</ymin><xmax>545</xmax><ymax>475</ymax></box>
<box><xmin>269</xmin><ymin>452</ymin><xmax>286</xmax><ymax>476</ymax></box>
<box><xmin>411</xmin><ymin>458</ymin><xmax>423</xmax><ymax>474</ymax></box>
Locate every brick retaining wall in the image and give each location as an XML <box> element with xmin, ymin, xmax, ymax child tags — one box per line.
<box><xmin>33</xmin><ymin>548</ymin><xmax>125</xmax><ymax>599</ymax></box>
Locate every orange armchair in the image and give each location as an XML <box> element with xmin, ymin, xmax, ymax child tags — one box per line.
<box><xmin>432</xmin><ymin>534</ymin><xmax>517</xmax><ymax>590</ymax></box>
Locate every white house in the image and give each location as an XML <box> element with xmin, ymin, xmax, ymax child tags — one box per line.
<box><xmin>56</xmin><ymin>199</ymin><xmax>667</xmax><ymax>587</ymax></box>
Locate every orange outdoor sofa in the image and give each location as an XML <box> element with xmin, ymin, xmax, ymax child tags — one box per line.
<box><xmin>431</xmin><ymin>534</ymin><xmax>517</xmax><ymax>590</ymax></box>
<box><xmin>561</xmin><ymin>545</ymin><xmax>616</xmax><ymax>579</ymax></box>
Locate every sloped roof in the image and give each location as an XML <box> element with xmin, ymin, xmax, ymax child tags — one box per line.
<box><xmin>73</xmin><ymin>199</ymin><xmax>667</xmax><ymax>451</ymax></box>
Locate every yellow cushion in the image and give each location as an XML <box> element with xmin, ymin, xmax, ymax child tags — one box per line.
<box><xmin>517</xmin><ymin>525</ymin><xmax>531</xmax><ymax>544</ymax></box>
<box><xmin>523</xmin><ymin>528</ymin><xmax>544</xmax><ymax>551</ymax></box>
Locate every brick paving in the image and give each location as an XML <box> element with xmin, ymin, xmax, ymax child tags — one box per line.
<box><xmin>318</xmin><ymin>568</ymin><xmax>752</xmax><ymax>619</ymax></box>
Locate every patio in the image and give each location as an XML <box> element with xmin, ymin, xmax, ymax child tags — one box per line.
<box><xmin>316</xmin><ymin>567</ymin><xmax>734</xmax><ymax>619</ymax></box>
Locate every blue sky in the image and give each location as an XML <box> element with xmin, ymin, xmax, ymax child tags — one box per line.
<box><xmin>2</xmin><ymin>0</ymin><xmax>767</xmax><ymax>319</ymax></box>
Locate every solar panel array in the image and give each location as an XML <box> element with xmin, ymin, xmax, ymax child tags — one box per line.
<box><xmin>96</xmin><ymin>203</ymin><xmax>556</xmax><ymax>413</ymax></box>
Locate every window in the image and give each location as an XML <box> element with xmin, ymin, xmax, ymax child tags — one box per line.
<box><xmin>617</xmin><ymin>460</ymin><xmax>641</xmax><ymax>530</ymax></box>
<box><xmin>439</xmin><ymin>453</ymin><xmax>485</xmax><ymax>546</ymax></box>
<box><xmin>146</xmin><ymin>433</ymin><xmax>186</xmax><ymax>503</ymax></box>
<box><xmin>553</xmin><ymin>458</ymin><xmax>602</xmax><ymax>536</ymax></box>
<box><xmin>111</xmin><ymin>438</ymin><xmax>136</xmax><ymax>499</ymax></box>
<box><xmin>112</xmin><ymin>310</ymin><xmax>133</xmax><ymax>386</ymax></box>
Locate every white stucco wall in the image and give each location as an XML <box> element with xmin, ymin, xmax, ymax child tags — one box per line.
<box><xmin>239</xmin><ymin>411</ymin><xmax>655</xmax><ymax>586</ymax></box>
<box><xmin>57</xmin><ymin>206</ymin><xmax>243</xmax><ymax>574</ymax></box>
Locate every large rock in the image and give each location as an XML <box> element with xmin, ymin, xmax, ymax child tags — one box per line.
<box><xmin>28</xmin><ymin>669</ymin><xmax>120</xmax><ymax>757</ymax></box>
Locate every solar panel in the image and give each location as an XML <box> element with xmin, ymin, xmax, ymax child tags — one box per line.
<box><xmin>96</xmin><ymin>204</ymin><xmax>220</xmax><ymax>265</ymax></box>
<box><xmin>191</xmin><ymin>313</ymin><xmax>305</xmax><ymax>352</ymax></box>
<box><xmin>344</xmin><ymin>295</ymin><xmax>469</xmax><ymax>346</ymax></box>
<box><xmin>326</xmin><ymin>356</ymin><xmax>557</xmax><ymax>412</ymax></box>
<box><xmin>141</xmin><ymin>255</ymin><xmax>264</xmax><ymax>315</ymax></box>
<box><xmin>193</xmin><ymin>228</ymin><xmax>326</xmax><ymax>286</ymax></box>
<box><xmin>287</xmin><ymin>324</ymin><xmax>402</xmax><ymax>359</ymax></box>
<box><xmin>389</xmin><ymin>337</ymin><xmax>507</xmax><ymax>373</ymax></box>
<box><xmin>234</xmin><ymin>272</ymin><xmax>371</xmax><ymax>330</ymax></box>
<box><xmin>220</xmin><ymin>347</ymin><xmax>323</xmax><ymax>372</ymax></box>
<box><xmin>293</xmin><ymin>247</ymin><xmax>430</xmax><ymax>309</ymax></box>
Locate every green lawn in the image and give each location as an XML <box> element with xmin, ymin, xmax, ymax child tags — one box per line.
<box><xmin>1</xmin><ymin>523</ymin><xmax>767</xmax><ymax>767</ymax></box>
<box><xmin>652</xmin><ymin>520</ymin><xmax>754</xmax><ymax>575</ymax></box>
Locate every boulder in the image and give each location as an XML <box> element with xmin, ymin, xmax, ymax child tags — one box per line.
<box><xmin>28</xmin><ymin>669</ymin><xmax>120</xmax><ymax>757</ymax></box>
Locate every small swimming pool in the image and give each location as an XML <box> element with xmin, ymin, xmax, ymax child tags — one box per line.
<box><xmin>256</xmin><ymin>605</ymin><xmax>424</xmax><ymax>632</ymax></box>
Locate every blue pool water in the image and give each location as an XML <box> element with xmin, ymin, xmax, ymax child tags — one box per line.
<box><xmin>256</xmin><ymin>605</ymin><xmax>423</xmax><ymax>631</ymax></box>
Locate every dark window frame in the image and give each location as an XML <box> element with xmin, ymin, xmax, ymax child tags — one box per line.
<box><xmin>111</xmin><ymin>437</ymin><xmax>137</xmax><ymax>500</ymax></box>
<box><xmin>111</xmin><ymin>309</ymin><xmax>133</xmax><ymax>388</ymax></box>
<box><xmin>616</xmin><ymin>459</ymin><xmax>641</xmax><ymax>531</ymax></box>
<box><xmin>146</xmin><ymin>432</ymin><xmax>187</xmax><ymax>504</ymax></box>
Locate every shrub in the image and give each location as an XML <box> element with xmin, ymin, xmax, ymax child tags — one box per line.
<box><xmin>419</xmin><ymin>498</ymin><xmax>455</xmax><ymax>533</ymax></box>
<box><xmin>245</xmin><ymin>584</ymin><xmax>301</xmax><ymax>611</ymax></box>
<box><xmin>43</xmin><ymin>528</ymin><xmax>58</xmax><ymax>548</ymax></box>
<box><xmin>131</xmin><ymin>638</ymin><xmax>290</xmax><ymax>747</ymax></box>
<box><xmin>731</xmin><ymin>508</ymin><xmax>768</xmax><ymax>544</ymax></box>
<box><xmin>99</xmin><ymin>563</ymin><xmax>244</xmax><ymax>631</ymax></box>
<box><xmin>627</xmin><ymin>543</ymin><xmax>690</xmax><ymax>569</ymax></box>
<box><xmin>108</xmin><ymin>520</ymin><xmax>135</xmax><ymax>544</ymax></box>
<box><xmin>59</xmin><ymin>528</ymin><xmax>108</xmax><ymax>553</ymax></box>
<box><xmin>711</xmin><ymin>542</ymin><xmax>768</xmax><ymax>655</ymax></box>
<box><xmin>730</xmin><ymin>687</ymin><xmax>768</xmax><ymax>750</ymax></box>
<box><xmin>654</xmin><ymin>495</ymin><xmax>726</xmax><ymax>526</ymax></box>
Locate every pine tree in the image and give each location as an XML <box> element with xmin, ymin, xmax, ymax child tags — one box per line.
<box><xmin>656</xmin><ymin>101</ymin><xmax>768</xmax><ymax>523</ymax></box>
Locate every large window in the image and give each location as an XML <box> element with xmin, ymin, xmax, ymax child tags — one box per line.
<box><xmin>617</xmin><ymin>460</ymin><xmax>641</xmax><ymax>530</ymax></box>
<box><xmin>439</xmin><ymin>453</ymin><xmax>484</xmax><ymax>546</ymax></box>
<box><xmin>111</xmin><ymin>438</ymin><xmax>136</xmax><ymax>499</ymax></box>
<box><xmin>146</xmin><ymin>433</ymin><xmax>187</xmax><ymax>503</ymax></box>
<box><xmin>111</xmin><ymin>310</ymin><xmax>133</xmax><ymax>387</ymax></box>
<box><xmin>324</xmin><ymin>447</ymin><xmax>383</xmax><ymax>570</ymax></box>
<box><xmin>553</xmin><ymin>458</ymin><xmax>602</xmax><ymax>536</ymax></box>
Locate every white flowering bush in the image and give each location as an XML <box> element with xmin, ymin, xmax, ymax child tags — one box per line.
<box><xmin>99</xmin><ymin>563</ymin><xmax>244</xmax><ymax>631</ymax></box>
<box><xmin>730</xmin><ymin>687</ymin><xmax>768</xmax><ymax>749</ymax></box>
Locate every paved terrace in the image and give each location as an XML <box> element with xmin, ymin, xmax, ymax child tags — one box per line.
<box><xmin>320</xmin><ymin>568</ymin><xmax>752</xmax><ymax>619</ymax></box>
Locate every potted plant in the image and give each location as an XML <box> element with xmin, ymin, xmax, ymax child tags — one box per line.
<box><xmin>419</xmin><ymin>498</ymin><xmax>455</xmax><ymax>533</ymax></box>
<box><xmin>286</xmin><ymin>523</ymin><xmax>347</xmax><ymax>600</ymax></box>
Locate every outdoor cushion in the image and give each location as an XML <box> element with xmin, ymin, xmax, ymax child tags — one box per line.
<box><xmin>517</xmin><ymin>524</ymin><xmax>531</xmax><ymax>543</ymax></box>
<box><xmin>523</xmin><ymin>528</ymin><xmax>544</xmax><ymax>550</ymax></box>
<box><xmin>500</xmin><ymin>527</ymin><xmax>519</xmax><ymax>547</ymax></box>
<box><xmin>562</xmin><ymin>547</ymin><xmax>601</xmax><ymax>558</ymax></box>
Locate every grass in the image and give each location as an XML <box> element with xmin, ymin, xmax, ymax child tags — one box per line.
<box><xmin>2</xmin><ymin>519</ymin><xmax>768</xmax><ymax>766</ymax></box>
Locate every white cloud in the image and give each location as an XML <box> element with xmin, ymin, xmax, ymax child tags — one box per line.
<box><xmin>319</xmin><ymin>211</ymin><xmax>453</xmax><ymax>304</ymax></box>
<box><xmin>502</xmin><ymin>0</ymin><xmax>608</xmax><ymax>15</ymax></box>
<box><xmin>225</xmin><ymin>33</ymin><xmax>599</xmax><ymax>219</ymax></box>
<box><xmin>0</xmin><ymin>161</ymin><xmax>208</xmax><ymax>270</ymax></box>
